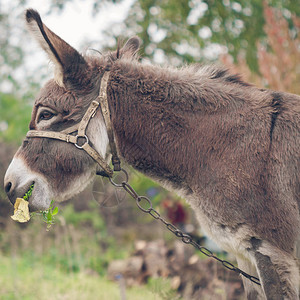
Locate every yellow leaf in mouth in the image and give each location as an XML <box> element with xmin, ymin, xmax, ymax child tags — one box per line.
<box><xmin>11</xmin><ymin>198</ymin><xmax>30</xmax><ymax>223</ymax></box>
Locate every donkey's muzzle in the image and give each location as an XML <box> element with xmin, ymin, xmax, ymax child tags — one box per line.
<box><xmin>4</xmin><ymin>179</ymin><xmax>17</xmax><ymax>205</ymax></box>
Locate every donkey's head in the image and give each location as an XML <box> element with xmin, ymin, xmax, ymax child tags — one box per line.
<box><xmin>4</xmin><ymin>9</ymin><xmax>140</xmax><ymax>211</ymax></box>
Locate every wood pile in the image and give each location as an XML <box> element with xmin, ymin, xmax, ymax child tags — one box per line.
<box><xmin>108</xmin><ymin>239</ymin><xmax>244</xmax><ymax>299</ymax></box>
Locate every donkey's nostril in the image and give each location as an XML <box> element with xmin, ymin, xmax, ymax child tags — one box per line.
<box><xmin>5</xmin><ymin>182</ymin><xmax>12</xmax><ymax>194</ymax></box>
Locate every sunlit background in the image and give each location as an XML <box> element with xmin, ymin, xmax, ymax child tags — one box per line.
<box><xmin>0</xmin><ymin>0</ymin><xmax>299</xmax><ymax>299</ymax></box>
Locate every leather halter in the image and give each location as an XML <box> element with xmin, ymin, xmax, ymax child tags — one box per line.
<box><xmin>26</xmin><ymin>71</ymin><xmax>120</xmax><ymax>178</ymax></box>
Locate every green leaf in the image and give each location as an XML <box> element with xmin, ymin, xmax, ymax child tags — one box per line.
<box><xmin>52</xmin><ymin>207</ymin><xmax>58</xmax><ymax>215</ymax></box>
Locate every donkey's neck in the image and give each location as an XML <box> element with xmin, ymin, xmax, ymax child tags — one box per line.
<box><xmin>107</xmin><ymin>61</ymin><xmax>256</xmax><ymax>192</ymax></box>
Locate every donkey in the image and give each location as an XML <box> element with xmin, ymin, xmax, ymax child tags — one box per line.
<box><xmin>4</xmin><ymin>9</ymin><xmax>300</xmax><ymax>299</ymax></box>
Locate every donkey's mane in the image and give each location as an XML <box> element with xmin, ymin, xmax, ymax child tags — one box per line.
<box><xmin>103</xmin><ymin>49</ymin><xmax>250</xmax><ymax>89</ymax></box>
<box><xmin>99</xmin><ymin>53</ymin><xmax>269</xmax><ymax>116</ymax></box>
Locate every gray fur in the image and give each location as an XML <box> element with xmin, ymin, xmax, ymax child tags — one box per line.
<box><xmin>4</xmin><ymin>9</ymin><xmax>300</xmax><ymax>299</ymax></box>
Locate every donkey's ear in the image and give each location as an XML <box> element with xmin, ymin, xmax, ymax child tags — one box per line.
<box><xmin>25</xmin><ymin>9</ymin><xmax>88</xmax><ymax>89</ymax></box>
<box><xmin>120</xmin><ymin>36</ymin><xmax>141</xmax><ymax>58</ymax></box>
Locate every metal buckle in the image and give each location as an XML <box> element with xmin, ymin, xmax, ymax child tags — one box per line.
<box><xmin>75</xmin><ymin>135</ymin><xmax>89</xmax><ymax>149</ymax></box>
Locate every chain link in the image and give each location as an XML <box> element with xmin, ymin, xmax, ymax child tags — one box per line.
<box><xmin>108</xmin><ymin>169</ymin><xmax>261</xmax><ymax>286</ymax></box>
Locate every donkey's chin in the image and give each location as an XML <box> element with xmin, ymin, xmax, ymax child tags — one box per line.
<box><xmin>29</xmin><ymin>170</ymin><xmax>96</xmax><ymax>211</ymax></box>
<box><xmin>29</xmin><ymin>181</ymin><xmax>52</xmax><ymax>212</ymax></box>
<box><xmin>50</xmin><ymin>169</ymin><xmax>97</xmax><ymax>203</ymax></box>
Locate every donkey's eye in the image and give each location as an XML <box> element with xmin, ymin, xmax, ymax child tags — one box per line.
<box><xmin>39</xmin><ymin>110</ymin><xmax>54</xmax><ymax>121</ymax></box>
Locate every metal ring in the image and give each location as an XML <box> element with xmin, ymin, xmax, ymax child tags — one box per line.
<box><xmin>109</xmin><ymin>169</ymin><xmax>129</xmax><ymax>187</ymax></box>
<box><xmin>75</xmin><ymin>135</ymin><xmax>89</xmax><ymax>149</ymax></box>
<box><xmin>136</xmin><ymin>196</ymin><xmax>152</xmax><ymax>212</ymax></box>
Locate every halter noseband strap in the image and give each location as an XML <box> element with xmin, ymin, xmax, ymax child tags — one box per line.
<box><xmin>26</xmin><ymin>71</ymin><xmax>119</xmax><ymax>178</ymax></box>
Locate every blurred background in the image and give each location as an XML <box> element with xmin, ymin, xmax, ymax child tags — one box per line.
<box><xmin>0</xmin><ymin>0</ymin><xmax>299</xmax><ymax>299</ymax></box>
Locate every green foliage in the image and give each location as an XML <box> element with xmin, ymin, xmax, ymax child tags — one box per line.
<box><xmin>0</xmin><ymin>253</ymin><xmax>163</xmax><ymax>300</ymax></box>
<box><xmin>0</xmin><ymin>93</ymin><xmax>32</xmax><ymax>144</ymax></box>
<box><xmin>56</xmin><ymin>202</ymin><xmax>128</xmax><ymax>275</ymax></box>
<box><xmin>0</xmin><ymin>200</ymin><xmax>130</xmax><ymax>275</ymax></box>
<box><xmin>120</xmin><ymin>0</ymin><xmax>299</xmax><ymax>71</ymax></box>
<box><xmin>23</xmin><ymin>184</ymin><xmax>34</xmax><ymax>201</ymax></box>
<box><xmin>31</xmin><ymin>201</ymin><xmax>59</xmax><ymax>231</ymax></box>
<box><xmin>147</xmin><ymin>277</ymin><xmax>180</xmax><ymax>299</ymax></box>
<box><xmin>61</xmin><ymin>201</ymin><xmax>106</xmax><ymax>232</ymax></box>
<box><xmin>0</xmin><ymin>0</ymin><xmax>29</xmax><ymax>92</ymax></box>
<box><xmin>41</xmin><ymin>200</ymin><xmax>59</xmax><ymax>230</ymax></box>
<box><xmin>7</xmin><ymin>0</ymin><xmax>296</xmax><ymax>75</ymax></box>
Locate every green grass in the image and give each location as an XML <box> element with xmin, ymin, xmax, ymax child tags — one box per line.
<box><xmin>0</xmin><ymin>254</ymin><xmax>165</xmax><ymax>300</ymax></box>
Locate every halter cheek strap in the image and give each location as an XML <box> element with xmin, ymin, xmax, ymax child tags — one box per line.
<box><xmin>26</xmin><ymin>71</ymin><xmax>119</xmax><ymax>178</ymax></box>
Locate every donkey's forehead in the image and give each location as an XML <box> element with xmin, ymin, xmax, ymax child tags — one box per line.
<box><xmin>34</xmin><ymin>79</ymin><xmax>77</xmax><ymax>110</ymax></box>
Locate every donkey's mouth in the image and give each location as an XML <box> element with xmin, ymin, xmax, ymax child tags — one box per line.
<box><xmin>4</xmin><ymin>157</ymin><xmax>53</xmax><ymax>212</ymax></box>
<box><xmin>23</xmin><ymin>182</ymin><xmax>35</xmax><ymax>201</ymax></box>
<box><xmin>10</xmin><ymin>182</ymin><xmax>34</xmax><ymax>223</ymax></box>
<box><xmin>15</xmin><ymin>181</ymin><xmax>35</xmax><ymax>205</ymax></box>
<box><xmin>7</xmin><ymin>181</ymin><xmax>34</xmax><ymax>206</ymax></box>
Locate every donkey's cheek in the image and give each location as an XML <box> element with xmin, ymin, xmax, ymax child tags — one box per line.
<box><xmin>51</xmin><ymin>169</ymin><xmax>96</xmax><ymax>202</ymax></box>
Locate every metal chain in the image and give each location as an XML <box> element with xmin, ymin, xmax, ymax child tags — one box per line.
<box><xmin>109</xmin><ymin>169</ymin><xmax>261</xmax><ymax>286</ymax></box>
